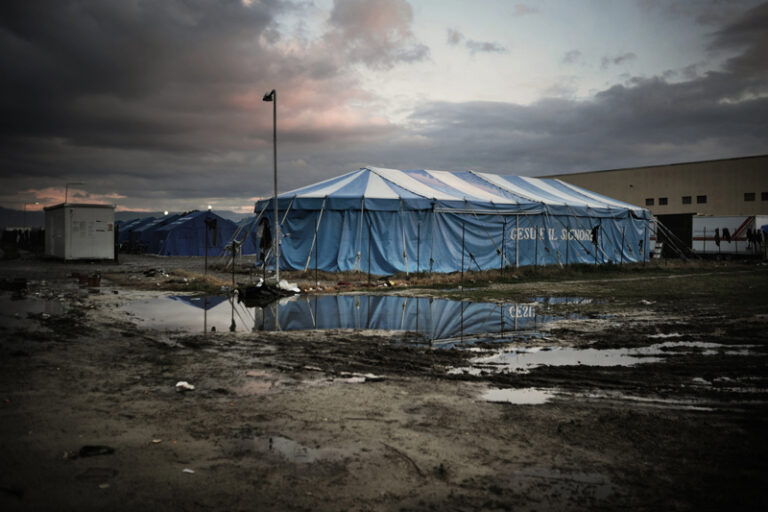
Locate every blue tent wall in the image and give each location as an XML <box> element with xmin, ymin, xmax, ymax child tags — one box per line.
<box><xmin>251</xmin><ymin>168</ymin><xmax>651</xmax><ymax>274</ymax></box>
<box><xmin>255</xmin><ymin>208</ymin><xmax>649</xmax><ymax>274</ymax></box>
<box><xmin>155</xmin><ymin>211</ymin><xmax>237</xmax><ymax>256</ymax></box>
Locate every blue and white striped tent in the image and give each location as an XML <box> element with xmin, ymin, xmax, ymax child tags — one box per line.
<box><xmin>245</xmin><ymin>167</ymin><xmax>651</xmax><ymax>274</ymax></box>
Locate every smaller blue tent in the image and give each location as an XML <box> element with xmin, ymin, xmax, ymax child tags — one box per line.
<box><xmin>155</xmin><ymin>211</ymin><xmax>237</xmax><ymax>256</ymax></box>
<box><xmin>118</xmin><ymin>216</ymin><xmax>157</xmax><ymax>246</ymax></box>
<box><xmin>131</xmin><ymin>213</ymin><xmax>184</xmax><ymax>253</ymax></box>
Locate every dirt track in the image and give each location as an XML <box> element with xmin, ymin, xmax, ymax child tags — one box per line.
<box><xmin>1</xmin><ymin>255</ymin><xmax>767</xmax><ymax>511</ymax></box>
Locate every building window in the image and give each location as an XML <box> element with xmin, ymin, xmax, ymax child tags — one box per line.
<box><xmin>658</xmin><ymin>197</ymin><xmax>668</xmax><ymax>205</ymax></box>
<box><xmin>762</xmin><ymin>191</ymin><xmax>768</xmax><ymax>201</ymax></box>
<box><xmin>745</xmin><ymin>192</ymin><xmax>755</xmax><ymax>201</ymax></box>
<box><xmin>682</xmin><ymin>196</ymin><xmax>692</xmax><ymax>205</ymax></box>
<box><xmin>696</xmin><ymin>195</ymin><xmax>707</xmax><ymax>204</ymax></box>
<box><xmin>645</xmin><ymin>198</ymin><xmax>654</xmax><ymax>206</ymax></box>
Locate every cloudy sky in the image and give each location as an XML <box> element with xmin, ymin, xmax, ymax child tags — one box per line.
<box><xmin>2</xmin><ymin>0</ymin><xmax>767</xmax><ymax>212</ymax></box>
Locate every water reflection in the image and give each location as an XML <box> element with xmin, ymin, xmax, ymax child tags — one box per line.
<box><xmin>123</xmin><ymin>293</ymin><xmax>586</xmax><ymax>344</ymax></box>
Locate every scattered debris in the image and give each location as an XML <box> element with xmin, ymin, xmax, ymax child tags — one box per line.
<box><xmin>78</xmin><ymin>445</ymin><xmax>115</xmax><ymax>457</ymax></box>
<box><xmin>277</xmin><ymin>279</ymin><xmax>300</xmax><ymax>293</ymax></box>
<box><xmin>237</xmin><ymin>283</ymin><xmax>294</xmax><ymax>308</ymax></box>
<box><xmin>175</xmin><ymin>381</ymin><xmax>195</xmax><ymax>392</ymax></box>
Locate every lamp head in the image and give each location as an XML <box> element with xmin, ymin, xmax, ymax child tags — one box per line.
<box><xmin>262</xmin><ymin>89</ymin><xmax>275</xmax><ymax>102</ymax></box>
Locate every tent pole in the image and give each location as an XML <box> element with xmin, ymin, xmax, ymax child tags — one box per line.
<box><xmin>501</xmin><ymin>217</ymin><xmax>506</xmax><ymax>278</ymax></box>
<box><xmin>565</xmin><ymin>218</ymin><xmax>570</xmax><ymax>266</ymax></box>
<box><xmin>417</xmin><ymin>223</ymin><xmax>421</xmax><ymax>274</ymax></box>
<box><xmin>367</xmin><ymin>216</ymin><xmax>371</xmax><ymax>286</ymax></box>
<box><xmin>400</xmin><ymin>200</ymin><xmax>408</xmax><ymax>278</ymax></box>
<box><xmin>515</xmin><ymin>215</ymin><xmax>519</xmax><ymax>269</ymax></box>
<box><xmin>304</xmin><ymin>197</ymin><xmax>327</xmax><ymax>271</ymax></box>
<box><xmin>620</xmin><ymin>225</ymin><xmax>626</xmax><ymax>265</ymax></box>
<box><xmin>643</xmin><ymin>222</ymin><xmax>651</xmax><ymax>266</ymax></box>
<box><xmin>461</xmin><ymin>221</ymin><xmax>465</xmax><ymax>287</ymax></box>
<box><xmin>534</xmin><ymin>218</ymin><xmax>539</xmax><ymax>269</ymax></box>
<box><xmin>429</xmin><ymin>208</ymin><xmax>436</xmax><ymax>275</ymax></box>
<box><xmin>315</xmin><ymin>212</ymin><xmax>318</xmax><ymax>290</ymax></box>
<box><xmin>356</xmin><ymin>198</ymin><xmax>365</xmax><ymax>272</ymax></box>
<box><xmin>231</xmin><ymin>243</ymin><xmax>236</xmax><ymax>290</ymax></box>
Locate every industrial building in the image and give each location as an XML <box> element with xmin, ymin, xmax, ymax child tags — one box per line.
<box><xmin>545</xmin><ymin>155</ymin><xmax>768</xmax><ymax>255</ymax></box>
<box><xmin>543</xmin><ymin>155</ymin><xmax>768</xmax><ymax>216</ymax></box>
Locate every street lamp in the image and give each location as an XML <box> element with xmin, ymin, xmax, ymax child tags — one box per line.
<box><xmin>262</xmin><ymin>88</ymin><xmax>279</xmax><ymax>283</ymax></box>
<box><xmin>65</xmin><ymin>182</ymin><xmax>84</xmax><ymax>203</ymax></box>
<box><xmin>23</xmin><ymin>201</ymin><xmax>39</xmax><ymax>227</ymax></box>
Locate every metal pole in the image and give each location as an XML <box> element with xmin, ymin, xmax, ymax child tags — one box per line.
<box><xmin>644</xmin><ymin>223</ymin><xmax>648</xmax><ymax>264</ymax></box>
<box><xmin>565</xmin><ymin>220</ymin><xmax>570</xmax><ymax>266</ymax></box>
<box><xmin>461</xmin><ymin>222</ymin><xmax>465</xmax><ymax>286</ymax></box>
<box><xmin>273</xmin><ymin>91</ymin><xmax>279</xmax><ymax>283</ymax></box>
<box><xmin>316</xmin><ymin>229</ymin><xmax>319</xmax><ymax>290</ymax></box>
<box><xmin>501</xmin><ymin>218</ymin><xmax>506</xmax><ymax>277</ymax></box>
<box><xmin>417</xmin><ymin>224</ymin><xmax>421</xmax><ymax>274</ymax></box>
<box><xmin>367</xmin><ymin>218</ymin><xmax>371</xmax><ymax>286</ymax></box>
<box><xmin>515</xmin><ymin>215</ymin><xmax>519</xmax><ymax>268</ymax></box>
<box><xmin>620</xmin><ymin>226</ymin><xmax>625</xmax><ymax>265</ymax></box>
<box><xmin>231</xmin><ymin>243</ymin><xmax>236</xmax><ymax>290</ymax></box>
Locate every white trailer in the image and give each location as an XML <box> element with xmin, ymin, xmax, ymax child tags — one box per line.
<box><xmin>44</xmin><ymin>204</ymin><xmax>115</xmax><ymax>260</ymax></box>
<box><xmin>692</xmin><ymin>215</ymin><xmax>768</xmax><ymax>256</ymax></box>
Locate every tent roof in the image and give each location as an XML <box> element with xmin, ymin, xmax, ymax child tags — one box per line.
<box><xmin>256</xmin><ymin>167</ymin><xmax>647</xmax><ymax>216</ymax></box>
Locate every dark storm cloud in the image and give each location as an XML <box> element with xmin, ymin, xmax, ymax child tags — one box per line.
<box><xmin>0</xmin><ymin>0</ymin><xmax>422</xmax><ymax>209</ymax></box>
<box><xmin>393</xmin><ymin>4</ymin><xmax>768</xmax><ymax>175</ymax></box>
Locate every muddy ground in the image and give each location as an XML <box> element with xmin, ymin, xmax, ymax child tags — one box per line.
<box><xmin>1</xmin><ymin>255</ymin><xmax>767</xmax><ymax>511</ymax></box>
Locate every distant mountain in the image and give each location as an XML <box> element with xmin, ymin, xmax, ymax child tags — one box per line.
<box><xmin>0</xmin><ymin>206</ymin><xmax>250</xmax><ymax>229</ymax></box>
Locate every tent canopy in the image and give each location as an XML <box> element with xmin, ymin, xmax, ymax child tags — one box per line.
<box><xmin>257</xmin><ymin>167</ymin><xmax>648</xmax><ymax>217</ymax></box>
<box><xmin>246</xmin><ymin>167</ymin><xmax>651</xmax><ymax>274</ymax></box>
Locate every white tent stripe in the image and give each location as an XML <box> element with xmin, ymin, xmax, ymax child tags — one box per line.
<box><xmin>297</xmin><ymin>169</ymin><xmax>365</xmax><ymax>198</ymax></box>
<box><xmin>369</xmin><ymin>167</ymin><xmax>458</xmax><ymax>200</ymax></box>
<box><xmin>472</xmin><ymin>172</ymin><xmax>561</xmax><ymax>205</ymax></box>
<box><xmin>518</xmin><ymin>176</ymin><xmax>601</xmax><ymax>208</ymax></box>
<box><xmin>425</xmin><ymin>170</ymin><xmax>511</xmax><ymax>203</ymax></box>
<box><xmin>363</xmin><ymin>172</ymin><xmax>401</xmax><ymax>199</ymax></box>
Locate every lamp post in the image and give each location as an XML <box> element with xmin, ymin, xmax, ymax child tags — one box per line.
<box><xmin>262</xmin><ymin>89</ymin><xmax>279</xmax><ymax>283</ymax></box>
<box><xmin>65</xmin><ymin>182</ymin><xmax>84</xmax><ymax>204</ymax></box>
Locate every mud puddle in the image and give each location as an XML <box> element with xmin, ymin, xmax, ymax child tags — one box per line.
<box><xmin>120</xmin><ymin>293</ymin><xmax>583</xmax><ymax>341</ymax></box>
<box><xmin>0</xmin><ymin>292</ymin><xmax>67</xmax><ymax>330</ymax></box>
<box><xmin>452</xmin><ymin>341</ymin><xmax>759</xmax><ymax>375</ymax></box>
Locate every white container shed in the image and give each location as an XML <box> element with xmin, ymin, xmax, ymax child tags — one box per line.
<box><xmin>44</xmin><ymin>203</ymin><xmax>115</xmax><ymax>260</ymax></box>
